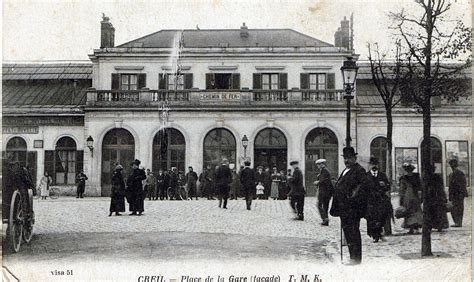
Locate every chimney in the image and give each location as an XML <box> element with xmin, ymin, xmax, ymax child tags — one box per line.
<box><xmin>101</xmin><ymin>14</ymin><xmax>115</xmax><ymax>48</ymax></box>
<box><xmin>334</xmin><ymin>16</ymin><xmax>351</xmax><ymax>50</ymax></box>
<box><xmin>240</xmin><ymin>22</ymin><xmax>249</xmax><ymax>38</ymax></box>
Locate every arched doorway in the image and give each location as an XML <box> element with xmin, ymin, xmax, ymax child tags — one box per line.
<box><xmin>152</xmin><ymin>128</ymin><xmax>186</xmax><ymax>172</ymax></box>
<box><xmin>370</xmin><ymin>137</ymin><xmax>388</xmax><ymax>173</ymax></box>
<box><xmin>51</xmin><ymin>137</ymin><xmax>80</xmax><ymax>185</ymax></box>
<box><xmin>203</xmin><ymin>128</ymin><xmax>236</xmax><ymax>169</ymax></box>
<box><xmin>305</xmin><ymin>128</ymin><xmax>338</xmax><ymax>196</ymax></box>
<box><xmin>421</xmin><ymin>136</ymin><xmax>443</xmax><ymax>179</ymax></box>
<box><xmin>254</xmin><ymin>128</ymin><xmax>287</xmax><ymax>171</ymax></box>
<box><xmin>101</xmin><ymin>129</ymin><xmax>135</xmax><ymax>196</ymax></box>
<box><xmin>4</xmin><ymin>137</ymin><xmax>36</xmax><ymax>185</ymax></box>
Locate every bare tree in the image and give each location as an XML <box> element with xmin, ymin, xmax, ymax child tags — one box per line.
<box><xmin>367</xmin><ymin>42</ymin><xmax>404</xmax><ymax>184</ymax></box>
<box><xmin>390</xmin><ymin>0</ymin><xmax>471</xmax><ymax>256</ymax></box>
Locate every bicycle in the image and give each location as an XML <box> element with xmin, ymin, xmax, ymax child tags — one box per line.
<box><xmin>34</xmin><ymin>187</ymin><xmax>59</xmax><ymax>200</ymax></box>
<box><xmin>166</xmin><ymin>185</ymin><xmax>187</xmax><ymax>200</ymax></box>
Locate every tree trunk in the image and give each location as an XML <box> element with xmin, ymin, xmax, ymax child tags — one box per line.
<box><xmin>386</xmin><ymin>108</ymin><xmax>394</xmax><ymax>185</ymax></box>
<box><xmin>421</xmin><ymin>101</ymin><xmax>433</xmax><ymax>257</ymax></box>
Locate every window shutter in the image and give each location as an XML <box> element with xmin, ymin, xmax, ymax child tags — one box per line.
<box><xmin>159</xmin><ymin>74</ymin><xmax>167</xmax><ymax>89</ymax></box>
<box><xmin>253</xmin><ymin>73</ymin><xmax>261</xmax><ymax>89</ymax></box>
<box><xmin>231</xmin><ymin>73</ymin><xmax>240</xmax><ymax>90</ymax></box>
<box><xmin>300</xmin><ymin>73</ymin><xmax>309</xmax><ymax>89</ymax></box>
<box><xmin>279</xmin><ymin>73</ymin><xmax>288</xmax><ymax>89</ymax></box>
<box><xmin>111</xmin><ymin>73</ymin><xmax>120</xmax><ymax>90</ymax></box>
<box><xmin>76</xmin><ymin>150</ymin><xmax>84</xmax><ymax>173</ymax></box>
<box><xmin>27</xmin><ymin>151</ymin><xmax>37</xmax><ymax>185</ymax></box>
<box><xmin>206</xmin><ymin>73</ymin><xmax>214</xmax><ymax>89</ymax></box>
<box><xmin>327</xmin><ymin>73</ymin><xmax>335</xmax><ymax>89</ymax></box>
<box><xmin>184</xmin><ymin>73</ymin><xmax>193</xmax><ymax>89</ymax></box>
<box><xmin>44</xmin><ymin>150</ymin><xmax>55</xmax><ymax>184</ymax></box>
<box><xmin>137</xmin><ymin>73</ymin><xmax>147</xmax><ymax>89</ymax></box>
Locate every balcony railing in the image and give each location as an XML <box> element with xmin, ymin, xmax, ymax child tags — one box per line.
<box><xmin>86</xmin><ymin>88</ymin><xmax>346</xmax><ymax>107</ymax></box>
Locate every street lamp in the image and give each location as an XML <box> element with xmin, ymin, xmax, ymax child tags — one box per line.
<box><xmin>86</xmin><ymin>136</ymin><xmax>94</xmax><ymax>157</ymax></box>
<box><xmin>242</xmin><ymin>135</ymin><xmax>249</xmax><ymax>158</ymax></box>
<box><xmin>340</xmin><ymin>56</ymin><xmax>358</xmax><ymax>148</ymax></box>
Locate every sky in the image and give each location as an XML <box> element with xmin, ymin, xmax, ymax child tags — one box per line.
<box><xmin>2</xmin><ymin>0</ymin><xmax>472</xmax><ymax>62</ymax></box>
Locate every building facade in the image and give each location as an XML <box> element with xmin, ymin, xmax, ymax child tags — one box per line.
<box><xmin>2</xmin><ymin>17</ymin><xmax>471</xmax><ymax>197</ymax></box>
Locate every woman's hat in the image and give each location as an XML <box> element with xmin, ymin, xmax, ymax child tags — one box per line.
<box><xmin>132</xmin><ymin>159</ymin><xmax>141</xmax><ymax>166</ymax></box>
<box><xmin>115</xmin><ymin>164</ymin><xmax>124</xmax><ymax>171</ymax></box>
<box><xmin>448</xmin><ymin>159</ymin><xmax>458</xmax><ymax>167</ymax></box>
<box><xmin>315</xmin><ymin>159</ymin><xmax>326</xmax><ymax>164</ymax></box>
<box><xmin>402</xmin><ymin>162</ymin><xmax>415</xmax><ymax>172</ymax></box>
<box><xmin>289</xmin><ymin>161</ymin><xmax>299</xmax><ymax>166</ymax></box>
<box><xmin>342</xmin><ymin>147</ymin><xmax>358</xmax><ymax>158</ymax></box>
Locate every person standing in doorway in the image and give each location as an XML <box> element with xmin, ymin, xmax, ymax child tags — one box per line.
<box><xmin>288</xmin><ymin>161</ymin><xmax>305</xmax><ymax>221</ymax></box>
<box><xmin>185</xmin><ymin>166</ymin><xmax>198</xmax><ymax>200</ymax></box>
<box><xmin>215</xmin><ymin>159</ymin><xmax>232</xmax><ymax>209</ymax></box>
<box><xmin>230</xmin><ymin>166</ymin><xmax>239</xmax><ymax>200</ymax></box>
<box><xmin>169</xmin><ymin>167</ymin><xmax>179</xmax><ymax>200</ymax></box>
<box><xmin>329</xmin><ymin>147</ymin><xmax>369</xmax><ymax>265</ymax></box>
<box><xmin>278</xmin><ymin>170</ymin><xmax>287</xmax><ymax>200</ymax></box>
<box><xmin>39</xmin><ymin>171</ymin><xmax>53</xmax><ymax>200</ymax></box>
<box><xmin>448</xmin><ymin>159</ymin><xmax>468</xmax><ymax>227</ymax></box>
<box><xmin>156</xmin><ymin>169</ymin><xmax>165</xmax><ymax>200</ymax></box>
<box><xmin>75</xmin><ymin>170</ymin><xmax>88</xmax><ymax>198</ymax></box>
<box><xmin>270</xmin><ymin>167</ymin><xmax>280</xmax><ymax>200</ymax></box>
<box><xmin>263</xmin><ymin>167</ymin><xmax>272</xmax><ymax>200</ymax></box>
<box><xmin>145</xmin><ymin>169</ymin><xmax>156</xmax><ymax>201</ymax></box>
<box><xmin>240</xmin><ymin>161</ymin><xmax>256</xmax><ymax>210</ymax></box>
<box><xmin>109</xmin><ymin>164</ymin><xmax>125</xmax><ymax>216</ymax></box>
<box><xmin>314</xmin><ymin>159</ymin><xmax>334</xmax><ymax>226</ymax></box>
<box><xmin>255</xmin><ymin>166</ymin><xmax>265</xmax><ymax>200</ymax></box>
<box><xmin>126</xmin><ymin>159</ymin><xmax>146</xmax><ymax>216</ymax></box>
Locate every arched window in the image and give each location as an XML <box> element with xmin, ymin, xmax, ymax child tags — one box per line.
<box><xmin>421</xmin><ymin>136</ymin><xmax>443</xmax><ymax>178</ymax></box>
<box><xmin>305</xmin><ymin>128</ymin><xmax>338</xmax><ymax>196</ymax></box>
<box><xmin>203</xmin><ymin>128</ymin><xmax>236</xmax><ymax>169</ymax></box>
<box><xmin>152</xmin><ymin>128</ymin><xmax>186</xmax><ymax>172</ymax></box>
<box><xmin>101</xmin><ymin>129</ymin><xmax>135</xmax><ymax>196</ymax></box>
<box><xmin>47</xmin><ymin>137</ymin><xmax>81</xmax><ymax>185</ymax></box>
<box><xmin>6</xmin><ymin>137</ymin><xmax>27</xmax><ymax>165</ymax></box>
<box><xmin>370</xmin><ymin>137</ymin><xmax>388</xmax><ymax>173</ymax></box>
<box><xmin>254</xmin><ymin>128</ymin><xmax>287</xmax><ymax>170</ymax></box>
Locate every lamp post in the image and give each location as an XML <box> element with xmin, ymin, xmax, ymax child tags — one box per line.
<box><xmin>340</xmin><ymin>57</ymin><xmax>358</xmax><ymax>148</ymax></box>
<box><xmin>242</xmin><ymin>135</ymin><xmax>249</xmax><ymax>158</ymax></box>
<box><xmin>86</xmin><ymin>136</ymin><xmax>94</xmax><ymax>157</ymax></box>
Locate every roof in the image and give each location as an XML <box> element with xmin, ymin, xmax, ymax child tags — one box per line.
<box><xmin>2</xmin><ymin>80</ymin><xmax>90</xmax><ymax>108</ymax></box>
<box><xmin>117</xmin><ymin>29</ymin><xmax>334</xmax><ymax>48</ymax></box>
<box><xmin>2</xmin><ymin>63</ymin><xmax>92</xmax><ymax>80</ymax></box>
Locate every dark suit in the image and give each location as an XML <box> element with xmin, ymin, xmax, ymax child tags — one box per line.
<box><xmin>288</xmin><ymin>167</ymin><xmax>305</xmax><ymax>218</ymax></box>
<box><xmin>185</xmin><ymin>171</ymin><xmax>198</xmax><ymax>199</ymax></box>
<box><xmin>215</xmin><ymin>164</ymin><xmax>232</xmax><ymax>208</ymax></box>
<box><xmin>330</xmin><ymin>163</ymin><xmax>369</xmax><ymax>263</ymax></box>
<box><xmin>126</xmin><ymin>168</ymin><xmax>147</xmax><ymax>212</ymax></box>
<box><xmin>317</xmin><ymin>166</ymin><xmax>333</xmax><ymax>223</ymax></box>
<box><xmin>240</xmin><ymin>167</ymin><xmax>256</xmax><ymax>209</ymax></box>
<box><xmin>366</xmin><ymin>170</ymin><xmax>391</xmax><ymax>241</ymax></box>
<box><xmin>449</xmin><ymin>168</ymin><xmax>468</xmax><ymax>226</ymax></box>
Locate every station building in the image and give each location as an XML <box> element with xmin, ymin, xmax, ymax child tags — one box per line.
<box><xmin>2</xmin><ymin>17</ymin><xmax>471</xmax><ymax>196</ymax></box>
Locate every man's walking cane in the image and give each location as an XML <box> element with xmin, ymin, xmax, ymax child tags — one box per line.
<box><xmin>340</xmin><ymin>221</ymin><xmax>343</xmax><ymax>263</ymax></box>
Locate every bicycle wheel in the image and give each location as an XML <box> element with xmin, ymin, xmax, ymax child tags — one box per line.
<box><xmin>166</xmin><ymin>188</ymin><xmax>173</xmax><ymax>199</ymax></box>
<box><xmin>49</xmin><ymin>188</ymin><xmax>59</xmax><ymax>199</ymax></box>
<box><xmin>8</xmin><ymin>190</ymin><xmax>23</xmax><ymax>253</ymax></box>
<box><xmin>22</xmin><ymin>189</ymin><xmax>34</xmax><ymax>243</ymax></box>
<box><xmin>179</xmin><ymin>187</ymin><xmax>187</xmax><ymax>200</ymax></box>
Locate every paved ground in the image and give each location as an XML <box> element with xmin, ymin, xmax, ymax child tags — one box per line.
<box><xmin>3</xmin><ymin>196</ymin><xmax>472</xmax><ymax>281</ymax></box>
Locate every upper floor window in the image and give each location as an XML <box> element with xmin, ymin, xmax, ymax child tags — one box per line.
<box><xmin>262</xmin><ymin>73</ymin><xmax>279</xmax><ymax>90</ymax></box>
<box><xmin>111</xmin><ymin>73</ymin><xmax>146</xmax><ymax>90</ymax></box>
<box><xmin>167</xmin><ymin>74</ymin><xmax>184</xmax><ymax>90</ymax></box>
<box><xmin>205</xmin><ymin>73</ymin><xmax>240</xmax><ymax>90</ymax></box>
<box><xmin>309</xmin><ymin>73</ymin><xmax>326</xmax><ymax>90</ymax></box>
<box><xmin>121</xmin><ymin>74</ymin><xmax>137</xmax><ymax>90</ymax></box>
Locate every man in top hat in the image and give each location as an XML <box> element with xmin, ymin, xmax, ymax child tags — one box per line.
<box><xmin>448</xmin><ymin>159</ymin><xmax>468</xmax><ymax>227</ymax></box>
<box><xmin>215</xmin><ymin>158</ymin><xmax>233</xmax><ymax>209</ymax></box>
<box><xmin>126</xmin><ymin>159</ymin><xmax>147</xmax><ymax>216</ymax></box>
<box><xmin>240</xmin><ymin>161</ymin><xmax>256</xmax><ymax>210</ymax></box>
<box><xmin>365</xmin><ymin>157</ymin><xmax>392</xmax><ymax>243</ymax></box>
<box><xmin>288</xmin><ymin>160</ymin><xmax>306</xmax><ymax>220</ymax></box>
<box><xmin>330</xmin><ymin>147</ymin><xmax>369</xmax><ymax>264</ymax></box>
<box><xmin>314</xmin><ymin>159</ymin><xmax>333</xmax><ymax>226</ymax></box>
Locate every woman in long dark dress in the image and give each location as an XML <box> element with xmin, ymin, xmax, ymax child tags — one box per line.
<box><xmin>109</xmin><ymin>164</ymin><xmax>126</xmax><ymax>216</ymax></box>
<box><xmin>399</xmin><ymin>163</ymin><xmax>423</xmax><ymax>234</ymax></box>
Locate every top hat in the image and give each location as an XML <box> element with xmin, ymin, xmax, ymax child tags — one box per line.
<box><xmin>244</xmin><ymin>161</ymin><xmax>251</xmax><ymax>166</ymax></box>
<box><xmin>132</xmin><ymin>159</ymin><xmax>141</xmax><ymax>166</ymax></box>
<box><xmin>289</xmin><ymin>161</ymin><xmax>299</xmax><ymax>166</ymax></box>
<box><xmin>342</xmin><ymin>147</ymin><xmax>358</xmax><ymax>158</ymax></box>
<box><xmin>368</xmin><ymin>157</ymin><xmax>379</xmax><ymax>166</ymax></box>
<box><xmin>402</xmin><ymin>162</ymin><xmax>415</xmax><ymax>172</ymax></box>
<box><xmin>448</xmin><ymin>159</ymin><xmax>458</xmax><ymax>167</ymax></box>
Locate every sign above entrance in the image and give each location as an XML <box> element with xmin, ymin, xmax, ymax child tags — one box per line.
<box><xmin>3</xmin><ymin>126</ymin><xmax>39</xmax><ymax>134</ymax></box>
<box><xmin>199</xmin><ymin>92</ymin><xmax>241</xmax><ymax>102</ymax></box>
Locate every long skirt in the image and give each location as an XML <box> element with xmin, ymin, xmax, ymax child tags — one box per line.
<box><xmin>110</xmin><ymin>194</ymin><xmax>125</xmax><ymax>212</ymax></box>
<box><xmin>270</xmin><ymin>182</ymin><xmax>279</xmax><ymax>199</ymax></box>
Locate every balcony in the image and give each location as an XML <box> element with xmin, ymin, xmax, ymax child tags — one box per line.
<box><xmin>86</xmin><ymin>88</ymin><xmax>346</xmax><ymax>108</ymax></box>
